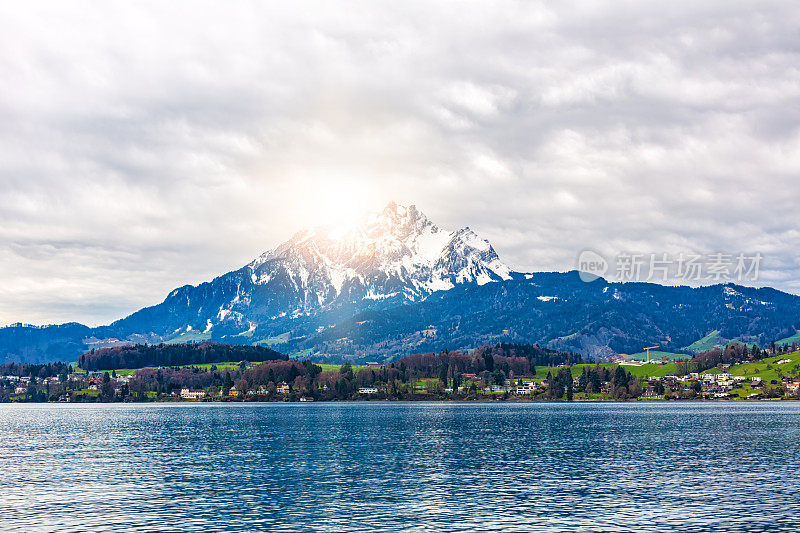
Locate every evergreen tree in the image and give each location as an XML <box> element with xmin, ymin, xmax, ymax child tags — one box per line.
<box><xmin>577</xmin><ymin>368</ymin><xmax>588</xmax><ymax>392</ymax></box>
<box><xmin>566</xmin><ymin>377</ymin><xmax>574</xmax><ymax>401</ymax></box>
<box><xmin>101</xmin><ymin>371</ymin><xmax>113</xmax><ymax>402</ymax></box>
<box><xmin>223</xmin><ymin>371</ymin><xmax>233</xmax><ymax>395</ymax></box>
<box><xmin>613</xmin><ymin>366</ymin><xmax>629</xmax><ymax>388</ymax></box>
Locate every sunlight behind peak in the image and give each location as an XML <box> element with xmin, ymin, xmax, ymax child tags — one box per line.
<box><xmin>303</xmin><ymin>178</ymin><xmax>381</xmax><ymax>232</ymax></box>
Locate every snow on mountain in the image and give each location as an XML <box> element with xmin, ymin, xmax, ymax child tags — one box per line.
<box><xmin>244</xmin><ymin>201</ymin><xmax>510</xmax><ymax>313</ymax></box>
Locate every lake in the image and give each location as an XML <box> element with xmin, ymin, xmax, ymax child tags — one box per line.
<box><xmin>1</xmin><ymin>402</ymin><xmax>798</xmax><ymax>532</ymax></box>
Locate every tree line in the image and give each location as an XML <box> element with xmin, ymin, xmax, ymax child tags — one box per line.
<box><xmin>77</xmin><ymin>342</ymin><xmax>286</xmax><ymax>370</ymax></box>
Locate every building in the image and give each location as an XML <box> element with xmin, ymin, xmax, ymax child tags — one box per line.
<box><xmin>228</xmin><ymin>386</ymin><xmax>240</xmax><ymax>397</ymax></box>
<box><xmin>358</xmin><ymin>387</ymin><xmax>378</xmax><ymax>394</ymax></box>
<box><xmin>180</xmin><ymin>388</ymin><xmax>206</xmax><ymax>400</ymax></box>
<box><xmin>785</xmin><ymin>381</ymin><xmax>800</xmax><ymax>394</ymax></box>
<box><xmin>276</xmin><ymin>382</ymin><xmax>290</xmax><ymax>394</ymax></box>
<box><xmin>365</xmin><ymin>362</ymin><xmax>384</xmax><ymax>369</ymax></box>
<box><xmin>14</xmin><ymin>386</ymin><xmax>27</xmax><ymax>395</ymax></box>
<box><xmin>515</xmin><ymin>383</ymin><xmax>536</xmax><ymax>394</ymax></box>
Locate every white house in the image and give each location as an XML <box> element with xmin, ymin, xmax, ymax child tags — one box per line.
<box><xmin>515</xmin><ymin>383</ymin><xmax>536</xmax><ymax>394</ymax></box>
<box><xmin>358</xmin><ymin>387</ymin><xmax>378</xmax><ymax>394</ymax></box>
<box><xmin>180</xmin><ymin>388</ymin><xmax>206</xmax><ymax>400</ymax></box>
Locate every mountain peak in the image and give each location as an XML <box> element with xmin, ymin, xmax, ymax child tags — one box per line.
<box><xmin>381</xmin><ymin>200</ymin><xmax>404</xmax><ymax>215</ymax></box>
<box><xmin>243</xmin><ymin>201</ymin><xmax>511</xmax><ymax>313</ymax></box>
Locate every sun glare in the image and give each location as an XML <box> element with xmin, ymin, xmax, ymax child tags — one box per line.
<box><xmin>306</xmin><ymin>179</ymin><xmax>378</xmax><ymax>232</ymax></box>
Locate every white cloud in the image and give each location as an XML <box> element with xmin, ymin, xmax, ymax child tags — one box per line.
<box><xmin>0</xmin><ymin>0</ymin><xmax>799</xmax><ymax>325</ymax></box>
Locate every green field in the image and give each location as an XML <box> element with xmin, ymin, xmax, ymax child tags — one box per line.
<box><xmin>163</xmin><ymin>330</ymin><xmax>212</xmax><ymax>344</ymax></box>
<box><xmin>108</xmin><ymin>368</ymin><xmax>137</xmax><ymax>376</ymax></box>
<box><xmin>252</xmin><ymin>332</ymin><xmax>290</xmax><ymax>346</ymax></box>
<box><xmin>619</xmin><ymin>362</ymin><xmax>683</xmax><ymax>378</ymax></box>
<box><xmin>532</xmin><ymin>362</ymin><xmax>682</xmax><ymax>380</ymax></box>
<box><xmin>624</xmin><ymin>351</ymin><xmax>691</xmax><ymax>362</ymax></box>
<box><xmin>318</xmin><ymin>363</ymin><xmax>369</xmax><ymax>373</ymax></box>
<box><xmin>683</xmin><ymin>330</ymin><xmax>728</xmax><ymax>352</ymax></box>
<box><xmin>777</xmin><ymin>330</ymin><xmax>800</xmax><ymax>346</ymax></box>
<box><xmin>184</xmin><ymin>362</ymin><xmax>246</xmax><ymax>372</ymax></box>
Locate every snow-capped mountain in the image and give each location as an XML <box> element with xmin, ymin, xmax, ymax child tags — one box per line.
<box><xmin>246</xmin><ymin>202</ymin><xmax>510</xmax><ymax>310</ymax></box>
<box><xmin>93</xmin><ymin>202</ymin><xmax>512</xmax><ymax>340</ymax></box>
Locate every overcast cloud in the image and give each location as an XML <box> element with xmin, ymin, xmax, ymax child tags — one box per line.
<box><xmin>1</xmin><ymin>0</ymin><xmax>799</xmax><ymax>326</ymax></box>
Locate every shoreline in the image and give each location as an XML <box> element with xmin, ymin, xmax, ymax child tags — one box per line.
<box><xmin>10</xmin><ymin>396</ymin><xmax>798</xmax><ymax>405</ymax></box>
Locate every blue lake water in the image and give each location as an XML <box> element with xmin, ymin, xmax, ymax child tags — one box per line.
<box><xmin>1</xmin><ymin>402</ymin><xmax>799</xmax><ymax>532</ymax></box>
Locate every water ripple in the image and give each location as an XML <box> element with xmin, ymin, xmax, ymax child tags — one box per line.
<box><xmin>1</xmin><ymin>402</ymin><xmax>798</xmax><ymax>532</ymax></box>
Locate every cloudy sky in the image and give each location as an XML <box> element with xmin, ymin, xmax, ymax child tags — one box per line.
<box><xmin>1</xmin><ymin>0</ymin><xmax>799</xmax><ymax>326</ymax></box>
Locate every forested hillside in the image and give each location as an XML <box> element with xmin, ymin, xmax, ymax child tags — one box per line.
<box><xmin>77</xmin><ymin>342</ymin><xmax>286</xmax><ymax>371</ymax></box>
